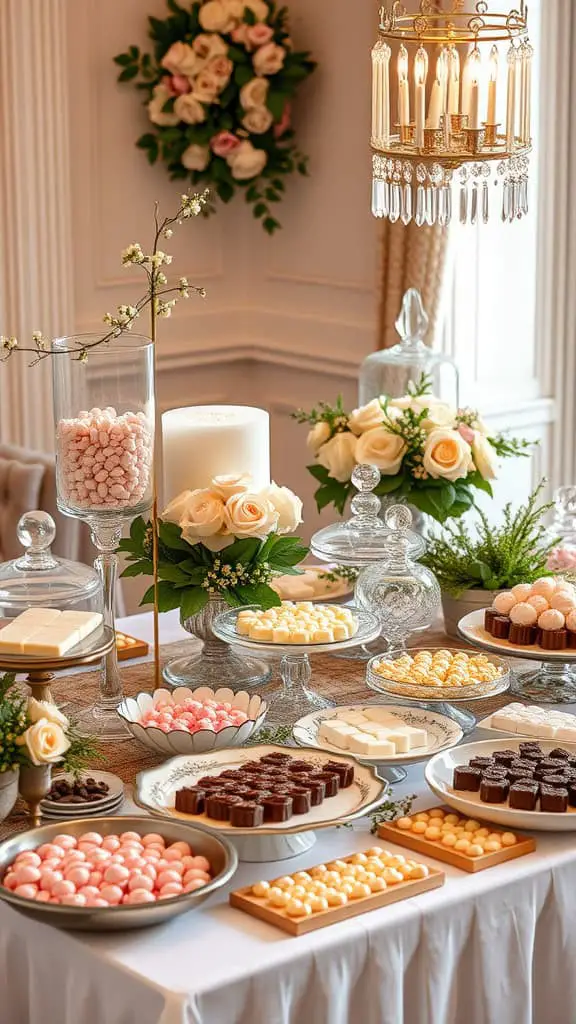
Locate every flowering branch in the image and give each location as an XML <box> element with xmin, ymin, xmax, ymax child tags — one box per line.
<box><xmin>0</xmin><ymin>189</ymin><xmax>210</xmax><ymax>366</ymax></box>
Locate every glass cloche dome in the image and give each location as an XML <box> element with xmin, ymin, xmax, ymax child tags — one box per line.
<box><xmin>358</xmin><ymin>288</ymin><xmax>459</xmax><ymax>407</ymax></box>
<box><xmin>0</xmin><ymin>511</ymin><xmax>103</xmax><ymax>618</ymax></box>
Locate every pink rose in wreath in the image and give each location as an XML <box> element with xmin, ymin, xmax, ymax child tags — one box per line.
<box><xmin>274</xmin><ymin>101</ymin><xmax>292</xmax><ymax>138</ymax></box>
<box><xmin>211</xmin><ymin>131</ymin><xmax>242</xmax><ymax>158</ymax></box>
<box><xmin>246</xmin><ymin>24</ymin><xmax>274</xmax><ymax>49</ymax></box>
<box><xmin>164</xmin><ymin>74</ymin><xmax>192</xmax><ymax>96</ymax></box>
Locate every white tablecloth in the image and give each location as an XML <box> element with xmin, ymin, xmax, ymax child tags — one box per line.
<box><xmin>2</xmin><ymin>612</ymin><xmax>576</xmax><ymax>1024</ymax></box>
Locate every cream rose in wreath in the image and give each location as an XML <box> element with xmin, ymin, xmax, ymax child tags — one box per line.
<box><xmin>293</xmin><ymin>375</ymin><xmax>531</xmax><ymax>523</ymax></box>
<box><xmin>121</xmin><ymin>473</ymin><xmax>307</xmax><ymax>615</ymax></box>
<box><xmin>115</xmin><ymin>0</ymin><xmax>316</xmax><ymax>234</ymax></box>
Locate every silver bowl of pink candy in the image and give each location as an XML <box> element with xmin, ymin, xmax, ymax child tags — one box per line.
<box><xmin>117</xmin><ymin>685</ymin><xmax>268</xmax><ymax>755</ymax></box>
<box><xmin>0</xmin><ymin>816</ymin><xmax>238</xmax><ymax>931</ymax></box>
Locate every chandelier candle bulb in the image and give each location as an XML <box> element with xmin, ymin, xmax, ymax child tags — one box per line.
<box><xmin>468</xmin><ymin>49</ymin><xmax>481</xmax><ymax>131</ymax></box>
<box><xmin>487</xmin><ymin>46</ymin><xmax>499</xmax><ymax>125</ymax></box>
<box><xmin>427</xmin><ymin>52</ymin><xmax>447</xmax><ymax>130</ymax></box>
<box><xmin>506</xmin><ymin>44</ymin><xmax>518</xmax><ymax>149</ymax></box>
<box><xmin>397</xmin><ymin>44</ymin><xmax>410</xmax><ymax>127</ymax></box>
<box><xmin>414</xmin><ymin>47</ymin><xmax>428</xmax><ymax>147</ymax></box>
<box><xmin>162</xmin><ymin>406</ymin><xmax>270</xmax><ymax>502</ymax></box>
<box><xmin>447</xmin><ymin>47</ymin><xmax>460</xmax><ymax>117</ymax></box>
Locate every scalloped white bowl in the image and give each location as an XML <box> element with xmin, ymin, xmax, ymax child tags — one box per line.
<box><xmin>117</xmin><ymin>686</ymin><xmax>268</xmax><ymax>756</ymax></box>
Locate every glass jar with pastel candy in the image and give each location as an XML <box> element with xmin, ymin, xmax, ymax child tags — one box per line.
<box><xmin>51</xmin><ymin>335</ymin><xmax>155</xmax><ymax>741</ymax></box>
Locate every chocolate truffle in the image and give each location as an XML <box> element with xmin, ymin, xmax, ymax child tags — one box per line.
<box><xmin>540</xmin><ymin>784</ymin><xmax>568</xmax><ymax>812</ymax></box>
<box><xmin>175</xmin><ymin>786</ymin><xmax>206</xmax><ymax>815</ymax></box>
<box><xmin>470</xmin><ymin>756</ymin><xmax>496</xmax><ymax>770</ymax></box>
<box><xmin>480</xmin><ymin>777</ymin><xmax>510</xmax><ymax>803</ymax></box>
<box><xmin>493</xmin><ymin>750</ymin><xmax>518</xmax><ymax>766</ymax></box>
<box><xmin>485</xmin><ymin>608</ymin><xmax>498</xmax><ymax>632</ymax></box>
<box><xmin>539</xmin><ymin>773</ymin><xmax>570</xmax><ymax>789</ymax></box>
<box><xmin>324</xmin><ymin>762</ymin><xmax>354</xmax><ymax>787</ymax></box>
<box><xmin>197</xmin><ymin>776</ymin><xmax>225</xmax><ymax>789</ymax></box>
<box><xmin>312</xmin><ymin>772</ymin><xmax>340</xmax><ymax>798</ymax></box>
<box><xmin>507</xmin><ymin>767</ymin><xmax>535</xmax><ymax>784</ymax></box>
<box><xmin>261</xmin><ymin>795</ymin><xmax>293</xmax><ymax>822</ymax></box>
<box><xmin>533</xmin><ymin>758</ymin><xmax>566</xmax><ymax>779</ymax></box>
<box><xmin>509</xmin><ymin>781</ymin><xmax>539</xmax><ymax>811</ymax></box>
<box><xmin>509</xmin><ymin>623</ymin><xmax>537</xmax><ymax>646</ymax></box>
<box><xmin>568</xmin><ymin>783</ymin><xmax>576</xmax><ymax>808</ymax></box>
<box><xmin>540</xmin><ymin>628</ymin><xmax>568</xmax><ymax>651</ymax></box>
<box><xmin>205</xmin><ymin>794</ymin><xmax>243</xmax><ymax>821</ymax></box>
<box><xmin>492</xmin><ymin>616</ymin><xmax>511</xmax><ymax>639</ymax></box>
<box><xmin>229</xmin><ymin>801</ymin><xmax>264</xmax><ymax>828</ymax></box>
<box><xmin>284</xmin><ymin>786</ymin><xmax>312</xmax><ymax>814</ymax></box>
<box><xmin>549</xmin><ymin>748</ymin><xmax>571</xmax><ymax>761</ymax></box>
<box><xmin>453</xmin><ymin>766</ymin><xmax>482</xmax><ymax>791</ymax></box>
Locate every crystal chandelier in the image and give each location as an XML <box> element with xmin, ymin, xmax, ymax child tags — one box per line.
<box><xmin>371</xmin><ymin>1</ymin><xmax>533</xmax><ymax>225</ymax></box>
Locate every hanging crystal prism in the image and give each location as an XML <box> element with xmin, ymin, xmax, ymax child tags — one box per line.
<box><xmin>471</xmin><ymin>182</ymin><xmax>478</xmax><ymax>224</ymax></box>
<box><xmin>482</xmin><ymin>180</ymin><xmax>489</xmax><ymax>223</ymax></box>
<box><xmin>401</xmin><ymin>183</ymin><xmax>413</xmax><ymax>224</ymax></box>
<box><xmin>415</xmin><ymin>184</ymin><xmax>426</xmax><ymax>226</ymax></box>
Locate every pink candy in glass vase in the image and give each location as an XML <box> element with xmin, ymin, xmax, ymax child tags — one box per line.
<box><xmin>52</xmin><ymin>335</ymin><xmax>155</xmax><ymax>741</ymax></box>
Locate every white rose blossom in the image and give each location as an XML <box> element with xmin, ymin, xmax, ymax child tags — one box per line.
<box><xmin>27</xmin><ymin>699</ymin><xmax>69</xmax><ymax>730</ymax></box>
<box><xmin>181</xmin><ymin>144</ymin><xmax>211</xmax><ymax>171</ymax></box>
<box><xmin>179</xmin><ymin>489</ymin><xmax>231</xmax><ymax>551</ymax></box>
<box><xmin>355</xmin><ymin>426</ymin><xmax>407</xmax><ymax>475</ymax></box>
<box><xmin>242</xmin><ymin>107</ymin><xmax>274</xmax><ymax>134</ymax></box>
<box><xmin>148</xmin><ymin>83</ymin><xmax>179</xmax><ymax>127</ymax></box>
<box><xmin>24</xmin><ymin>719</ymin><xmax>71</xmax><ymax>766</ymax></box>
<box><xmin>316</xmin><ymin>432</ymin><xmax>358</xmax><ymax>482</ymax></box>
<box><xmin>225</xmin><ymin>492</ymin><xmax>279</xmax><ymax>539</ymax></box>
<box><xmin>198</xmin><ymin>0</ymin><xmax>235</xmax><ymax>33</ymax></box>
<box><xmin>306</xmin><ymin>421</ymin><xmax>331</xmax><ymax>454</ymax></box>
<box><xmin>192</xmin><ymin>70</ymin><xmax>222</xmax><ymax>104</ymax></box>
<box><xmin>348</xmin><ymin>398</ymin><xmax>386</xmax><ymax>435</ymax></box>
<box><xmin>161</xmin><ymin>41</ymin><xmax>200</xmax><ymax>77</ymax></box>
<box><xmin>193</xmin><ymin>33</ymin><xmax>228</xmax><ymax>61</ymax></box>
<box><xmin>253</xmin><ymin>42</ymin><xmax>286</xmax><ymax>76</ymax></box>
<box><xmin>163</xmin><ymin>490</ymin><xmax>194</xmax><ymax>524</ymax></box>
<box><xmin>174</xmin><ymin>93</ymin><xmax>206</xmax><ymax>125</ymax></box>
<box><xmin>422</xmin><ymin>429</ymin><xmax>474</xmax><ymax>482</ymax></box>
<box><xmin>240</xmin><ymin>77</ymin><xmax>270</xmax><ymax>111</ymax></box>
<box><xmin>211</xmin><ymin>474</ymin><xmax>252</xmax><ymax>500</ymax></box>
<box><xmin>472</xmin><ymin>431</ymin><xmax>498</xmax><ymax>480</ymax></box>
<box><xmin>262</xmin><ymin>482</ymin><xmax>303</xmax><ymax>533</ymax></box>
<box><xmin>389</xmin><ymin>395</ymin><xmax>456</xmax><ymax>431</ymax></box>
<box><xmin>226</xmin><ymin>140</ymin><xmax>268</xmax><ymax>180</ymax></box>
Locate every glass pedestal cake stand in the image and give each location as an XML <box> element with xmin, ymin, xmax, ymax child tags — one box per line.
<box><xmin>458</xmin><ymin>609</ymin><xmax>576</xmax><ymax>704</ymax></box>
<box><xmin>212</xmin><ymin>608</ymin><xmax>380</xmax><ymax>729</ymax></box>
<box><xmin>0</xmin><ymin>627</ymin><xmax>115</xmax><ymax>707</ymax></box>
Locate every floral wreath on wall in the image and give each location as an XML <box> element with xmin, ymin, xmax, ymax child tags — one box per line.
<box><xmin>115</xmin><ymin>0</ymin><xmax>316</xmax><ymax>234</ymax></box>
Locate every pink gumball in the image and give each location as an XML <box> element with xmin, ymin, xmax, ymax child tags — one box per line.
<box><xmin>120</xmin><ymin>831</ymin><xmax>141</xmax><ymax>844</ymax></box>
<box><xmin>156</xmin><ymin>869</ymin><xmax>182</xmax><ymax>889</ymax></box>
<box><xmin>39</xmin><ymin>869</ymin><xmax>63</xmax><ymax>892</ymax></box>
<box><xmin>63</xmin><ymin>850</ymin><xmax>86</xmax><ymax>864</ymax></box>
<box><xmin>98</xmin><ymin>884</ymin><xmax>123</xmax><ymax>905</ymax></box>
<box><xmin>168</xmin><ymin>841</ymin><xmax>191</xmax><ymax>857</ymax></box>
<box><xmin>3</xmin><ymin>873</ymin><xmax>18</xmax><ymax>891</ymax></box>
<box><xmin>103</xmin><ymin>864</ymin><xmax>130</xmax><ymax>886</ymax></box>
<box><xmin>38</xmin><ymin>843</ymin><xmax>65</xmax><ymax>861</ymax></box>
<box><xmin>53</xmin><ymin>835</ymin><xmax>77</xmax><ymax>850</ymax></box>
<box><xmin>60</xmin><ymin>893</ymin><xmax>87</xmax><ymax>907</ymax></box>
<box><xmin>65</xmin><ymin>866</ymin><xmax>91</xmax><ymax>888</ymax></box>
<box><xmin>78</xmin><ymin>886</ymin><xmax>100</xmax><ymax>899</ymax></box>
<box><xmin>127</xmin><ymin>873</ymin><xmax>154</xmax><ymax>893</ymax></box>
<box><xmin>101</xmin><ymin>837</ymin><xmax>121</xmax><ymax>853</ymax></box>
<box><xmin>189</xmin><ymin>855</ymin><xmax>211</xmax><ymax>874</ymax></box>
<box><xmin>155</xmin><ymin>859</ymin><xmax>171</xmax><ymax>873</ymax></box>
<box><xmin>122</xmin><ymin>856</ymin><xmax>145</xmax><ymax>871</ymax></box>
<box><xmin>78</xmin><ymin>832</ymin><xmax>103</xmax><ymax>846</ymax></box>
<box><xmin>183</xmin><ymin>869</ymin><xmax>210</xmax><ymax>885</ymax></box>
<box><xmin>141</xmin><ymin>863</ymin><xmax>157</xmax><ymax>881</ymax></box>
<box><xmin>89</xmin><ymin>871</ymin><xmax>103</xmax><ymax>887</ymax></box>
<box><xmin>15</xmin><ymin>851</ymin><xmax>41</xmax><ymax>867</ymax></box>
<box><xmin>85</xmin><ymin>849</ymin><xmax>111</xmax><ymax>865</ymax></box>
<box><xmin>184</xmin><ymin>878</ymin><xmax>207</xmax><ymax>893</ymax></box>
<box><xmin>163</xmin><ymin>847</ymin><xmax>185</xmax><ymax>863</ymax></box>
<box><xmin>180</xmin><ymin>856</ymin><xmax>196</xmax><ymax>871</ymax></box>
<box><xmin>86</xmin><ymin>897</ymin><xmax>109</xmax><ymax>907</ymax></box>
<box><xmin>14</xmin><ymin>884</ymin><xmax>38</xmax><ymax>900</ymax></box>
<box><xmin>163</xmin><ymin>860</ymin><xmax>184</xmax><ymax>877</ymax></box>
<box><xmin>159</xmin><ymin>882</ymin><xmax>182</xmax><ymax>898</ymax></box>
<box><xmin>52</xmin><ymin>879</ymin><xmax>76</xmax><ymax>898</ymax></box>
<box><xmin>14</xmin><ymin>865</ymin><xmax>41</xmax><ymax>885</ymax></box>
<box><xmin>142</xmin><ymin>850</ymin><xmax>161</xmax><ymax>863</ymax></box>
<box><xmin>77</xmin><ymin>842</ymin><xmax>98</xmax><ymax>855</ymax></box>
<box><xmin>41</xmin><ymin>858</ymin><xmax>62</xmax><ymax>871</ymax></box>
<box><xmin>35</xmin><ymin>890</ymin><xmax>52</xmax><ymax>903</ymax></box>
<box><xmin>123</xmin><ymin>889</ymin><xmax>155</xmax><ymax>905</ymax></box>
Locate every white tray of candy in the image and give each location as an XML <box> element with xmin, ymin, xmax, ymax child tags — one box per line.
<box><xmin>477</xmin><ymin>701</ymin><xmax>576</xmax><ymax>741</ymax></box>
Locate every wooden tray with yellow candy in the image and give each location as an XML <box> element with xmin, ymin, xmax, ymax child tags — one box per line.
<box><xmin>116</xmin><ymin>631</ymin><xmax>149</xmax><ymax>661</ymax></box>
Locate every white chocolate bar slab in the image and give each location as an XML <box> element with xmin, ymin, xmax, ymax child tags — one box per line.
<box><xmin>0</xmin><ymin>608</ymin><xmax>102</xmax><ymax>657</ymax></box>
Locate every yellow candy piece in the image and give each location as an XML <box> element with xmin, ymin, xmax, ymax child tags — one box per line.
<box><xmin>501</xmin><ymin>832</ymin><xmax>517</xmax><ymax>847</ymax></box>
<box><xmin>273</xmin><ymin>876</ymin><xmax>295</xmax><ymax>890</ymax></box>
<box><xmin>396</xmin><ymin>817</ymin><xmax>413</xmax><ymax>830</ymax></box>
<box><xmin>350</xmin><ymin>882</ymin><xmax>371</xmax><ymax>899</ymax></box>
<box><xmin>285</xmin><ymin>899</ymin><xmax>312</xmax><ymax>918</ymax></box>
<box><xmin>409</xmin><ymin>864</ymin><xmax>429</xmax><ymax>879</ymax></box>
<box><xmin>269</xmin><ymin>888</ymin><xmax>290</xmax><ymax>907</ymax></box>
<box><xmin>308</xmin><ymin>895</ymin><xmax>329</xmax><ymax>913</ymax></box>
<box><xmin>412</xmin><ymin>821</ymin><xmax>427</xmax><ymax>834</ymax></box>
<box><xmin>251</xmin><ymin>881</ymin><xmax>271</xmax><ymax>898</ymax></box>
<box><xmin>325</xmin><ymin>888</ymin><xmax>348</xmax><ymax>907</ymax></box>
<box><xmin>369</xmin><ymin>877</ymin><xmax>387</xmax><ymax>892</ymax></box>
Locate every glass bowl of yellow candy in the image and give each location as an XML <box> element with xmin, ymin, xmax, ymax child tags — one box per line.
<box><xmin>367</xmin><ymin>647</ymin><xmax>510</xmax><ymax>702</ymax></box>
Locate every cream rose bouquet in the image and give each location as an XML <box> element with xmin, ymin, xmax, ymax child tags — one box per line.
<box><xmin>294</xmin><ymin>376</ymin><xmax>531</xmax><ymax>524</ymax></box>
<box><xmin>120</xmin><ymin>474</ymin><xmax>308</xmax><ymax>615</ymax></box>
<box><xmin>0</xmin><ymin>677</ymin><xmax>101</xmax><ymax>775</ymax></box>
<box><xmin>114</xmin><ymin>0</ymin><xmax>316</xmax><ymax>234</ymax></box>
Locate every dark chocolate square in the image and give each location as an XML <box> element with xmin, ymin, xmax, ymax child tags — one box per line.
<box><xmin>540</xmin><ymin>785</ymin><xmax>568</xmax><ymax>813</ymax></box>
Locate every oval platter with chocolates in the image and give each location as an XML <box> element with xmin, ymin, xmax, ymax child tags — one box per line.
<box><xmin>426</xmin><ymin>738</ymin><xmax>576</xmax><ymax>831</ymax></box>
<box><xmin>134</xmin><ymin>745</ymin><xmax>386</xmax><ymax>836</ymax></box>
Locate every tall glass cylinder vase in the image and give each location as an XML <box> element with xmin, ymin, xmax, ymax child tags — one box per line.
<box><xmin>52</xmin><ymin>335</ymin><xmax>155</xmax><ymax>741</ymax></box>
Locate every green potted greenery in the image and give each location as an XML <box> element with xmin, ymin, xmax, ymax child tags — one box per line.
<box><xmin>421</xmin><ymin>483</ymin><xmax>557</xmax><ymax>638</ymax></box>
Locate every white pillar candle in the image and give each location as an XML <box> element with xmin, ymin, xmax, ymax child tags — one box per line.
<box><xmin>463</xmin><ymin>46</ymin><xmax>481</xmax><ymax>124</ymax></box>
<box><xmin>414</xmin><ymin>46</ymin><xmax>428</xmax><ymax>146</ymax></box>
<box><xmin>162</xmin><ymin>405</ymin><xmax>270</xmax><ymax>501</ymax></box>
<box><xmin>506</xmin><ymin>43</ymin><xmax>517</xmax><ymax>149</ymax></box>
<box><xmin>427</xmin><ymin>49</ymin><xmax>448</xmax><ymax>129</ymax></box>
<box><xmin>398</xmin><ymin>44</ymin><xmax>410</xmax><ymax>126</ymax></box>
<box><xmin>447</xmin><ymin>47</ymin><xmax>460</xmax><ymax>115</ymax></box>
<box><xmin>487</xmin><ymin>45</ymin><xmax>498</xmax><ymax>123</ymax></box>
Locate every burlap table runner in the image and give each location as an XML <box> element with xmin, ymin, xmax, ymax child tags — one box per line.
<box><xmin>0</xmin><ymin>631</ymin><xmax>517</xmax><ymax>841</ymax></box>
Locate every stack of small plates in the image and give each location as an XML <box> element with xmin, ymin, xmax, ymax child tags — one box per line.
<box><xmin>40</xmin><ymin>771</ymin><xmax>125</xmax><ymax>820</ymax></box>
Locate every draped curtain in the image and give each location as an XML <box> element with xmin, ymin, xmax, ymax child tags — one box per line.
<box><xmin>376</xmin><ymin>0</ymin><xmax>450</xmax><ymax>349</ymax></box>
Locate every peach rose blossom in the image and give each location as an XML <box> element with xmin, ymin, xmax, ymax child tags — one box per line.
<box><xmin>181</xmin><ymin>144</ymin><xmax>211</xmax><ymax>171</ymax></box>
<box><xmin>174</xmin><ymin>93</ymin><xmax>206</xmax><ymax>124</ymax></box>
<box><xmin>224</xmin><ymin>492</ymin><xmax>279</xmax><ymax>539</ymax></box>
<box><xmin>192</xmin><ymin>69</ymin><xmax>221</xmax><ymax>103</ymax></box>
<box><xmin>193</xmin><ymin>33</ymin><xmax>229</xmax><ymax>60</ymax></box>
<box><xmin>240</xmin><ymin>77</ymin><xmax>269</xmax><ymax>110</ymax></box>
<box><xmin>226</xmin><ymin>139</ymin><xmax>268</xmax><ymax>179</ymax></box>
<box><xmin>161</xmin><ymin>42</ymin><xmax>199</xmax><ymax>77</ymax></box>
<box><xmin>211</xmin><ymin>473</ymin><xmax>252</xmax><ymax>500</ymax></box>
<box><xmin>211</xmin><ymin>131</ymin><xmax>241</xmax><ymax>157</ymax></box>
<box><xmin>246</xmin><ymin>24</ymin><xmax>274</xmax><ymax>49</ymax></box>
<box><xmin>180</xmin><ymin>489</ymin><xmax>230</xmax><ymax>551</ymax></box>
<box><xmin>471</xmin><ymin>431</ymin><xmax>498</xmax><ymax>480</ymax></box>
<box><xmin>24</xmin><ymin>720</ymin><xmax>70</xmax><ymax>766</ymax></box>
<box><xmin>316</xmin><ymin>432</ymin><xmax>357</xmax><ymax>482</ymax></box>
<box><xmin>355</xmin><ymin>427</ymin><xmax>407</xmax><ymax>475</ymax></box>
<box><xmin>206</xmin><ymin>55</ymin><xmax>234</xmax><ymax>86</ymax></box>
<box><xmin>148</xmin><ymin>84</ymin><xmax>180</xmax><ymax>127</ymax></box>
<box><xmin>198</xmin><ymin>1</ymin><xmax>234</xmax><ymax>33</ymax></box>
<box><xmin>307</xmin><ymin>422</ymin><xmax>331</xmax><ymax>455</ymax></box>
<box><xmin>422</xmin><ymin>429</ymin><xmax>474</xmax><ymax>482</ymax></box>
<box><xmin>242</xmin><ymin>107</ymin><xmax>274</xmax><ymax>134</ymax></box>
<box><xmin>261</xmin><ymin>483</ymin><xmax>303</xmax><ymax>533</ymax></box>
<box><xmin>253</xmin><ymin>42</ymin><xmax>286</xmax><ymax>76</ymax></box>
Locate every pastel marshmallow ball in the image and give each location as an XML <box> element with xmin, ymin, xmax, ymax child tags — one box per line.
<box><xmin>511</xmin><ymin>583</ymin><xmax>533</xmax><ymax>602</ymax></box>
<box><xmin>39</xmin><ymin>869</ymin><xmax>63</xmax><ymax>892</ymax></box>
<box><xmin>61</xmin><ymin>893</ymin><xmax>87</xmax><ymax>907</ymax></box>
<box><xmin>35</xmin><ymin>890</ymin><xmax>52</xmax><ymax>903</ymax></box>
<box><xmin>14</xmin><ymin>865</ymin><xmax>41</xmax><ymax>885</ymax></box>
<box><xmin>159</xmin><ymin>882</ymin><xmax>183</xmax><ymax>898</ymax></box>
<box><xmin>157</xmin><ymin>870</ymin><xmax>182</xmax><ymax>889</ymax></box>
<box><xmin>65</xmin><ymin>866</ymin><xmax>91</xmax><ymax>888</ymax></box>
<box><xmin>493</xmin><ymin>592</ymin><xmax>516</xmax><ymax>615</ymax></box>
<box><xmin>539</xmin><ymin>608</ymin><xmax>565</xmax><ymax>631</ymax></box>
<box><xmin>104</xmin><ymin>864</ymin><xmax>130</xmax><ymax>886</ymax></box>
<box><xmin>509</xmin><ymin>602</ymin><xmax>538</xmax><ymax>626</ymax></box>
<box><xmin>142</xmin><ymin>834</ymin><xmax>165</xmax><ymax>847</ymax></box>
<box><xmin>78</xmin><ymin>832</ymin><xmax>103</xmax><ymax>846</ymax></box>
<box><xmin>527</xmin><ymin>595</ymin><xmax>549</xmax><ymax>616</ymax></box>
<box><xmin>124</xmin><ymin>889</ymin><xmax>156</xmax><ymax>905</ymax></box>
<box><xmin>38</xmin><ymin>844</ymin><xmax>65</xmax><ymax>860</ymax></box>
<box><xmin>531</xmin><ymin>577</ymin><xmax>557</xmax><ymax>600</ymax></box>
<box><xmin>14</xmin><ymin>884</ymin><xmax>39</xmax><ymax>899</ymax></box>
<box><xmin>188</xmin><ymin>856</ymin><xmax>211</xmax><ymax>873</ymax></box>
<box><xmin>52</xmin><ymin>880</ymin><xmax>76</xmax><ymax>898</ymax></box>
<box><xmin>14</xmin><ymin>851</ymin><xmax>41</xmax><ymax>867</ymax></box>
<box><xmin>184</xmin><ymin>878</ymin><xmax>207</xmax><ymax>893</ymax></box>
<box><xmin>127</xmin><ymin>873</ymin><xmax>154</xmax><ymax>893</ymax></box>
<box><xmin>99</xmin><ymin>884</ymin><xmax>124</xmax><ymax>905</ymax></box>
<box><xmin>550</xmin><ymin>592</ymin><xmax>576</xmax><ymax>615</ymax></box>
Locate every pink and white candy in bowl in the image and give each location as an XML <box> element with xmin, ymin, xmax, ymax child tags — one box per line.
<box><xmin>117</xmin><ymin>686</ymin><xmax>268</xmax><ymax>755</ymax></box>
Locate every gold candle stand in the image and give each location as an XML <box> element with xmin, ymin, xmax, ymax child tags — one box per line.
<box><xmin>483</xmin><ymin>123</ymin><xmax>500</xmax><ymax>147</ymax></box>
<box><xmin>463</xmin><ymin>127</ymin><xmax>485</xmax><ymax>154</ymax></box>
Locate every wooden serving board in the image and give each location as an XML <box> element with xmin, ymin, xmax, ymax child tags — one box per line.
<box><xmin>230</xmin><ymin>864</ymin><xmax>444</xmax><ymax>936</ymax></box>
<box><xmin>378</xmin><ymin>811</ymin><xmax>536</xmax><ymax>874</ymax></box>
<box><xmin>116</xmin><ymin>632</ymin><xmax>149</xmax><ymax>661</ymax></box>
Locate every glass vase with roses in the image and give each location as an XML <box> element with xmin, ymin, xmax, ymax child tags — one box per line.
<box><xmin>294</xmin><ymin>376</ymin><xmax>531</xmax><ymax>525</ymax></box>
<box><xmin>119</xmin><ymin>475</ymin><xmax>308</xmax><ymax>688</ymax></box>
